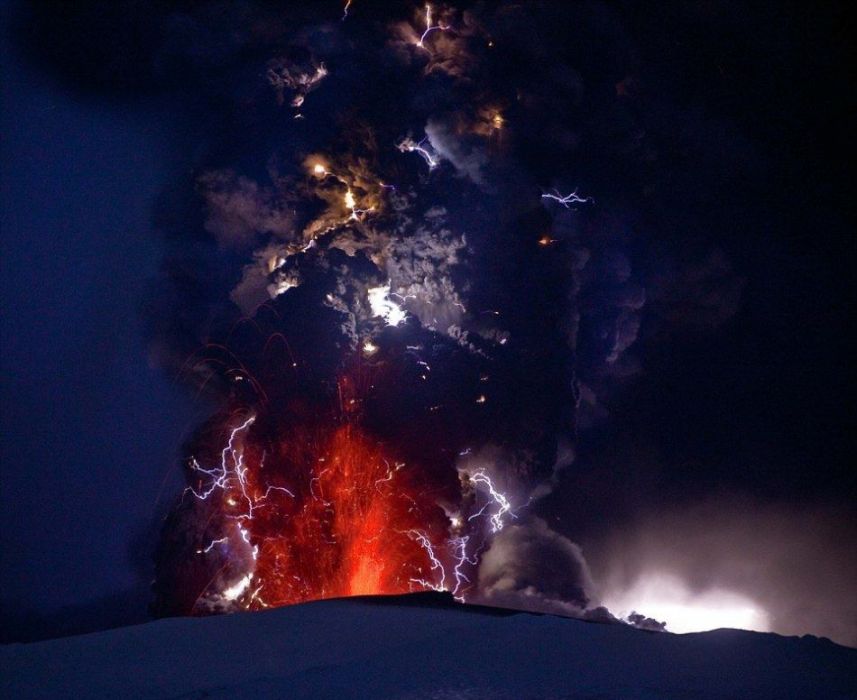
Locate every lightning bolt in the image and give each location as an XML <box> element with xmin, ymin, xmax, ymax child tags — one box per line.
<box><xmin>186</xmin><ymin>414</ymin><xmax>295</xmax><ymax>607</ymax></box>
<box><xmin>417</xmin><ymin>4</ymin><xmax>450</xmax><ymax>49</ymax></box>
<box><xmin>541</xmin><ymin>189</ymin><xmax>593</xmax><ymax>208</ymax></box>
<box><xmin>408</xmin><ymin>530</ymin><xmax>447</xmax><ymax>592</ymax></box>
<box><xmin>450</xmin><ymin>535</ymin><xmax>476</xmax><ymax>598</ymax></box>
<box><xmin>397</xmin><ymin>136</ymin><xmax>439</xmax><ymax>170</ymax></box>
<box><xmin>467</xmin><ymin>470</ymin><xmax>514</xmax><ymax>533</ymax></box>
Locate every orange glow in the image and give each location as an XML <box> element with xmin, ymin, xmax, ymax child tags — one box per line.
<box><xmin>193</xmin><ymin>410</ymin><xmax>446</xmax><ymax>611</ymax></box>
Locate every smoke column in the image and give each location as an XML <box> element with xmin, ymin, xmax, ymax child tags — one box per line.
<box><xmin>145</xmin><ymin>1</ymin><xmax>568</xmax><ymax>616</ymax></box>
<box><xmin>138</xmin><ymin>1</ymin><xmax>734</xmax><ymax>620</ymax></box>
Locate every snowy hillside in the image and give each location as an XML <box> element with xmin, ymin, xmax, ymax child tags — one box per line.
<box><xmin>2</xmin><ymin>592</ymin><xmax>855</xmax><ymax>699</ymax></box>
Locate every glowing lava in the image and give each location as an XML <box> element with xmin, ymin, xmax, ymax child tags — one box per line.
<box><xmin>184</xmin><ymin>402</ymin><xmax>450</xmax><ymax>612</ymax></box>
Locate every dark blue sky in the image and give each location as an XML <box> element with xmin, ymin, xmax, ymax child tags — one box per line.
<box><xmin>1</xmin><ymin>7</ymin><xmax>198</xmax><ymax>618</ymax></box>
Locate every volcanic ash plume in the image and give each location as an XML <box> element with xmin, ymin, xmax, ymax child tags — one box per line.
<box><xmin>146</xmin><ymin>1</ymin><xmax>729</xmax><ymax>620</ymax></box>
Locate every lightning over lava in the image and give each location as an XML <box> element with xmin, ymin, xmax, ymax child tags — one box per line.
<box><xmin>11</xmin><ymin>0</ymin><xmax>857</xmax><ymax>655</ymax></box>
<box><xmin>150</xmin><ymin>0</ymin><xmax>650</xmax><ymax>622</ymax></box>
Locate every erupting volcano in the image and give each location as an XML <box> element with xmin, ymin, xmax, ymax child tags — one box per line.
<box><xmin>156</xmin><ymin>340</ymin><xmax>529</xmax><ymax>614</ymax></box>
<box><xmin>176</xmin><ymin>413</ymin><xmax>451</xmax><ymax>612</ymax></box>
<box><xmin>5</xmin><ymin>0</ymin><xmax>857</xmax><ymax>667</ymax></box>
<box><xmin>146</xmin><ymin>0</ymin><xmax>699</xmax><ymax>622</ymax></box>
<box><xmin>155</xmin><ymin>332</ymin><xmax>518</xmax><ymax>615</ymax></box>
<box><xmin>149</xmin><ymin>2</ymin><xmax>598</xmax><ymax>617</ymax></box>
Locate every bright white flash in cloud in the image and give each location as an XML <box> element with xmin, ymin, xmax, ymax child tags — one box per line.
<box><xmin>222</xmin><ymin>573</ymin><xmax>254</xmax><ymax>602</ymax></box>
<box><xmin>368</xmin><ymin>283</ymin><xmax>407</xmax><ymax>326</ymax></box>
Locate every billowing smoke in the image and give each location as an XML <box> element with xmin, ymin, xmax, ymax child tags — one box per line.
<box><xmin>143</xmin><ymin>0</ymin><xmax>663</xmax><ymax>618</ymax></box>
<box><xmin>139</xmin><ymin>0</ymin><xmax>744</xmax><ymax>621</ymax></box>
<box><xmin>16</xmin><ymin>0</ymin><xmax>749</xmax><ymax>625</ymax></box>
<box><xmin>473</xmin><ymin>517</ymin><xmax>594</xmax><ymax>616</ymax></box>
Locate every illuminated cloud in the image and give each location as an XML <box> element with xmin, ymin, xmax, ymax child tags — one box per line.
<box><xmin>367</xmin><ymin>283</ymin><xmax>406</xmax><ymax>326</ymax></box>
<box><xmin>602</xmin><ymin>572</ymin><xmax>770</xmax><ymax>634</ymax></box>
<box><xmin>590</xmin><ymin>499</ymin><xmax>857</xmax><ymax>646</ymax></box>
<box><xmin>474</xmin><ymin>517</ymin><xmax>595</xmax><ymax>615</ymax></box>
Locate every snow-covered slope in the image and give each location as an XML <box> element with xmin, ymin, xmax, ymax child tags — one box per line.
<box><xmin>2</xmin><ymin>592</ymin><xmax>855</xmax><ymax>699</ymax></box>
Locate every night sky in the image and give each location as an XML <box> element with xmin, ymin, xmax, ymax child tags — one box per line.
<box><xmin>1</xmin><ymin>0</ymin><xmax>855</xmax><ymax>646</ymax></box>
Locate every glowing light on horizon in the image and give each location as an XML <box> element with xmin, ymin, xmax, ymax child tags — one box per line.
<box><xmin>603</xmin><ymin>572</ymin><xmax>770</xmax><ymax>634</ymax></box>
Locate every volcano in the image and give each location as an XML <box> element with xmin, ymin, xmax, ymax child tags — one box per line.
<box><xmin>2</xmin><ymin>592</ymin><xmax>854</xmax><ymax>699</ymax></box>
